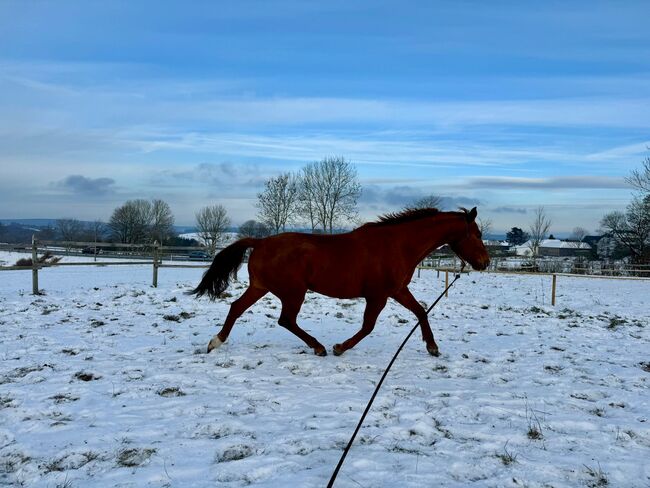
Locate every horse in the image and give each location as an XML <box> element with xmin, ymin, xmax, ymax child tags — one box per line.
<box><xmin>189</xmin><ymin>207</ymin><xmax>490</xmax><ymax>357</ymax></box>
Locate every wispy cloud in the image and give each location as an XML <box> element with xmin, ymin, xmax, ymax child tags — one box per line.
<box><xmin>465</xmin><ymin>176</ymin><xmax>628</xmax><ymax>190</ymax></box>
<box><xmin>360</xmin><ymin>184</ymin><xmax>480</xmax><ymax>210</ymax></box>
<box><xmin>151</xmin><ymin>162</ymin><xmax>267</xmax><ymax>190</ymax></box>
<box><xmin>492</xmin><ymin>206</ymin><xmax>528</xmax><ymax>214</ymax></box>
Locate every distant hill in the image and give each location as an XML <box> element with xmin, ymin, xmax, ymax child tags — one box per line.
<box><xmin>0</xmin><ymin>219</ymin><xmax>198</xmax><ymax>234</ymax></box>
<box><xmin>0</xmin><ymin>218</ymin><xmax>57</xmax><ymax>227</ymax></box>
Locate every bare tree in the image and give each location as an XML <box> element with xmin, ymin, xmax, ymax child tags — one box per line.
<box><xmin>567</xmin><ymin>226</ymin><xmax>589</xmax><ymax>248</ymax></box>
<box><xmin>150</xmin><ymin>199</ymin><xmax>176</xmax><ymax>244</ymax></box>
<box><xmin>626</xmin><ymin>156</ymin><xmax>650</xmax><ymax>194</ymax></box>
<box><xmin>601</xmin><ymin>194</ymin><xmax>650</xmax><ymax>263</ymax></box>
<box><xmin>297</xmin><ymin>164</ymin><xmax>319</xmax><ymax>232</ymax></box>
<box><xmin>56</xmin><ymin>219</ymin><xmax>84</xmax><ymax>242</ymax></box>
<box><xmin>477</xmin><ymin>217</ymin><xmax>492</xmax><ymax>238</ymax></box>
<box><xmin>238</xmin><ymin>220</ymin><xmax>271</xmax><ymax>239</ymax></box>
<box><xmin>528</xmin><ymin>206</ymin><xmax>552</xmax><ymax>257</ymax></box>
<box><xmin>298</xmin><ymin>156</ymin><xmax>361</xmax><ymax>233</ymax></box>
<box><xmin>89</xmin><ymin>220</ymin><xmax>107</xmax><ymax>242</ymax></box>
<box><xmin>410</xmin><ymin>194</ymin><xmax>443</xmax><ymax>210</ymax></box>
<box><xmin>109</xmin><ymin>199</ymin><xmax>152</xmax><ymax>244</ymax></box>
<box><xmin>256</xmin><ymin>173</ymin><xmax>299</xmax><ymax>234</ymax></box>
<box><xmin>78</xmin><ymin>220</ymin><xmax>108</xmax><ymax>243</ymax></box>
<box><xmin>195</xmin><ymin>204</ymin><xmax>231</xmax><ymax>256</ymax></box>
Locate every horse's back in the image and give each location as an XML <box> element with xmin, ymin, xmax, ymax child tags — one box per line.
<box><xmin>247</xmin><ymin>232</ymin><xmax>372</xmax><ymax>297</ymax></box>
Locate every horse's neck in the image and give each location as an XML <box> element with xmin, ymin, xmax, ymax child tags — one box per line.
<box><xmin>395</xmin><ymin>216</ymin><xmax>466</xmax><ymax>263</ymax></box>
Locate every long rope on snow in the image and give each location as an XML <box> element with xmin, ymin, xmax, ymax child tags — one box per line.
<box><xmin>327</xmin><ymin>272</ymin><xmax>463</xmax><ymax>488</ymax></box>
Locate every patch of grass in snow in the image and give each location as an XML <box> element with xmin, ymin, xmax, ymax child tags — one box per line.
<box><xmin>116</xmin><ymin>448</ymin><xmax>156</xmax><ymax>467</ymax></box>
<box><xmin>527</xmin><ymin>425</ymin><xmax>543</xmax><ymax>440</ymax></box>
<box><xmin>163</xmin><ymin>311</ymin><xmax>195</xmax><ymax>322</ymax></box>
<box><xmin>589</xmin><ymin>407</ymin><xmax>606</xmax><ymax>417</ymax></box>
<box><xmin>215</xmin><ymin>444</ymin><xmax>254</xmax><ymax>462</ymax></box>
<box><xmin>584</xmin><ymin>463</ymin><xmax>609</xmax><ymax>487</ymax></box>
<box><xmin>42</xmin><ymin>451</ymin><xmax>100</xmax><ymax>473</ymax></box>
<box><xmin>73</xmin><ymin>371</ymin><xmax>101</xmax><ymax>382</ymax></box>
<box><xmin>639</xmin><ymin>362</ymin><xmax>650</xmax><ymax>373</ymax></box>
<box><xmin>0</xmin><ymin>451</ymin><xmax>31</xmax><ymax>474</ymax></box>
<box><xmin>544</xmin><ymin>364</ymin><xmax>563</xmax><ymax>374</ymax></box>
<box><xmin>0</xmin><ymin>395</ymin><xmax>15</xmax><ymax>408</ymax></box>
<box><xmin>1</xmin><ymin>363</ymin><xmax>53</xmax><ymax>384</ymax></box>
<box><xmin>431</xmin><ymin>364</ymin><xmax>448</xmax><ymax>373</ymax></box>
<box><xmin>389</xmin><ymin>444</ymin><xmax>423</xmax><ymax>455</ymax></box>
<box><xmin>49</xmin><ymin>393</ymin><xmax>80</xmax><ymax>404</ymax></box>
<box><xmin>157</xmin><ymin>386</ymin><xmax>186</xmax><ymax>397</ymax></box>
<box><xmin>55</xmin><ymin>476</ymin><xmax>74</xmax><ymax>488</ymax></box>
<box><xmin>606</xmin><ymin>316</ymin><xmax>627</xmax><ymax>330</ymax></box>
<box><xmin>495</xmin><ymin>443</ymin><xmax>518</xmax><ymax>466</ymax></box>
<box><xmin>557</xmin><ymin>308</ymin><xmax>582</xmax><ymax>319</ymax></box>
<box><xmin>528</xmin><ymin>306</ymin><xmax>551</xmax><ymax>315</ymax></box>
<box><xmin>433</xmin><ymin>418</ymin><xmax>453</xmax><ymax>439</ymax></box>
<box><xmin>525</xmin><ymin>400</ymin><xmax>545</xmax><ymax>441</ymax></box>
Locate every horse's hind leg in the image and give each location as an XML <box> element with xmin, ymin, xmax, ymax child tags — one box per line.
<box><xmin>207</xmin><ymin>285</ymin><xmax>267</xmax><ymax>353</ymax></box>
<box><xmin>333</xmin><ymin>296</ymin><xmax>387</xmax><ymax>356</ymax></box>
<box><xmin>392</xmin><ymin>287</ymin><xmax>439</xmax><ymax>356</ymax></box>
<box><xmin>278</xmin><ymin>293</ymin><xmax>327</xmax><ymax>356</ymax></box>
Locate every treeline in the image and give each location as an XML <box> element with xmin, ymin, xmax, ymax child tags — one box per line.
<box><xmin>193</xmin><ymin>156</ymin><xmax>363</xmax><ymax>254</ymax></box>
<box><xmin>600</xmin><ymin>157</ymin><xmax>650</xmax><ymax>264</ymax></box>
<box><xmin>256</xmin><ymin>156</ymin><xmax>361</xmax><ymax>234</ymax></box>
<box><xmin>10</xmin><ymin>153</ymin><xmax>644</xmax><ymax>261</ymax></box>
<box><xmin>1</xmin><ymin>156</ymin><xmax>365</xmax><ymax>249</ymax></box>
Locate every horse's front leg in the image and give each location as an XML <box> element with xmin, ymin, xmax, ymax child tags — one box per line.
<box><xmin>333</xmin><ymin>297</ymin><xmax>387</xmax><ymax>356</ymax></box>
<box><xmin>392</xmin><ymin>287</ymin><xmax>439</xmax><ymax>356</ymax></box>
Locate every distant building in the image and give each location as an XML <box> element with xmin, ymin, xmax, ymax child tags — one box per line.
<box><xmin>482</xmin><ymin>240</ymin><xmax>510</xmax><ymax>254</ymax></box>
<box><xmin>513</xmin><ymin>238</ymin><xmax>591</xmax><ymax>257</ymax></box>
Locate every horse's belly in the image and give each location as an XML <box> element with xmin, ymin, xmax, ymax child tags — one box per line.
<box><xmin>308</xmin><ymin>282</ymin><xmax>360</xmax><ymax>299</ymax></box>
<box><xmin>306</xmin><ymin>262</ymin><xmax>364</xmax><ymax>299</ymax></box>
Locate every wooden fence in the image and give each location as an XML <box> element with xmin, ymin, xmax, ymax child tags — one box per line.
<box><xmin>1</xmin><ymin>237</ymin><xmax>649</xmax><ymax>306</ymax></box>
<box><xmin>0</xmin><ymin>237</ymin><xmax>215</xmax><ymax>294</ymax></box>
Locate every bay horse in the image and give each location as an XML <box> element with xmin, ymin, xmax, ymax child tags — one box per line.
<box><xmin>190</xmin><ymin>207</ymin><xmax>489</xmax><ymax>357</ymax></box>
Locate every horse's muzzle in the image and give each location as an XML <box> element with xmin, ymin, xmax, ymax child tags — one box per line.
<box><xmin>473</xmin><ymin>256</ymin><xmax>490</xmax><ymax>271</ymax></box>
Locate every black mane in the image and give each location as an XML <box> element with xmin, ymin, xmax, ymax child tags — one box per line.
<box><xmin>364</xmin><ymin>207</ymin><xmax>441</xmax><ymax>227</ymax></box>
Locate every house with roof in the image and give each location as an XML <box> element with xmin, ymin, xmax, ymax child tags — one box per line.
<box><xmin>513</xmin><ymin>238</ymin><xmax>591</xmax><ymax>257</ymax></box>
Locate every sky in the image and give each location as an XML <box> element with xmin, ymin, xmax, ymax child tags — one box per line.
<box><xmin>1</xmin><ymin>1</ymin><xmax>649</xmax><ymax>234</ymax></box>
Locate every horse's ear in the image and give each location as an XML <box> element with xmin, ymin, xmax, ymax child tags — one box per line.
<box><xmin>467</xmin><ymin>207</ymin><xmax>477</xmax><ymax>222</ymax></box>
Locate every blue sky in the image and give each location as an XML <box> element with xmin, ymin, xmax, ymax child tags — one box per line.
<box><xmin>1</xmin><ymin>1</ymin><xmax>649</xmax><ymax>233</ymax></box>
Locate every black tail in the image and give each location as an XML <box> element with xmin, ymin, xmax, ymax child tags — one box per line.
<box><xmin>188</xmin><ymin>238</ymin><xmax>257</xmax><ymax>300</ymax></box>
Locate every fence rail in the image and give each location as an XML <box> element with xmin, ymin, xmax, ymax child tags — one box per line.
<box><xmin>1</xmin><ymin>237</ymin><xmax>649</xmax><ymax>304</ymax></box>
<box><xmin>0</xmin><ymin>237</ymin><xmax>216</xmax><ymax>294</ymax></box>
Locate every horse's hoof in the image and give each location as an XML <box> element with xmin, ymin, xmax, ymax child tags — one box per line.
<box><xmin>427</xmin><ymin>344</ymin><xmax>440</xmax><ymax>357</ymax></box>
<box><xmin>332</xmin><ymin>344</ymin><xmax>344</xmax><ymax>356</ymax></box>
<box><xmin>207</xmin><ymin>335</ymin><xmax>223</xmax><ymax>353</ymax></box>
<box><xmin>314</xmin><ymin>348</ymin><xmax>327</xmax><ymax>357</ymax></box>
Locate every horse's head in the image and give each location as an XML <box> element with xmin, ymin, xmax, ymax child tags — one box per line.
<box><xmin>448</xmin><ymin>207</ymin><xmax>490</xmax><ymax>271</ymax></box>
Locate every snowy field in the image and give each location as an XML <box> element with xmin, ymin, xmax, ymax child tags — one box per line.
<box><xmin>1</xmin><ymin>250</ymin><xmax>649</xmax><ymax>487</ymax></box>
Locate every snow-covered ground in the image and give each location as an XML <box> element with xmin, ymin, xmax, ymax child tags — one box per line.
<box><xmin>1</xmin><ymin>250</ymin><xmax>649</xmax><ymax>487</ymax></box>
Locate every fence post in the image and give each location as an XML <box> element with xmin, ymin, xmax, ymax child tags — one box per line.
<box><xmin>31</xmin><ymin>234</ymin><xmax>39</xmax><ymax>295</ymax></box>
<box><xmin>551</xmin><ymin>274</ymin><xmax>557</xmax><ymax>306</ymax></box>
<box><xmin>445</xmin><ymin>270</ymin><xmax>449</xmax><ymax>298</ymax></box>
<box><xmin>152</xmin><ymin>241</ymin><xmax>159</xmax><ymax>288</ymax></box>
